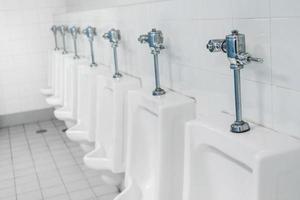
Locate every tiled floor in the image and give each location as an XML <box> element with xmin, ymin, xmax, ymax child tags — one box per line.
<box><xmin>0</xmin><ymin>119</ymin><xmax>120</xmax><ymax>200</ymax></box>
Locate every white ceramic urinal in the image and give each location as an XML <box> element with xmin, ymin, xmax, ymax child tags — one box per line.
<box><xmin>115</xmin><ymin>89</ymin><xmax>195</xmax><ymax>200</ymax></box>
<box><xmin>83</xmin><ymin>74</ymin><xmax>140</xmax><ymax>185</ymax></box>
<box><xmin>46</xmin><ymin>53</ymin><xmax>72</xmax><ymax>107</ymax></box>
<box><xmin>40</xmin><ymin>50</ymin><xmax>58</xmax><ymax>96</ymax></box>
<box><xmin>54</xmin><ymin>57</ymin><xmax>89</xmax><ymax>128</ymax></box>
<box><xmin>66</xmin><ymin>65</ymin><xmax>110</xmax><ymax>152</ymax></box>
<box><xmin>183</xmin><ymin>114</ymin><xmax>300</xmax><ymax>200</ymax></box>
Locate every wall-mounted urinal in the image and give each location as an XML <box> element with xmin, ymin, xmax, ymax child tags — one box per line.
<box><xmin>66</xmin><ymin>65</ymin><xmax>111</xmax><ymax>152</ymax></box>
<box><xmin>41</xmin><ymin>25</ymin><xmax>60</xmax><ymax>96</ymax></box>
<box><xmin>54</xmin><ymin>26</ymin><xmax>85</xmax><ymax>128</ymax></box>
<box><xmin>115</xmin><ymin>89</ymin><xmax>195</xmax><ymax>200</ymax></box>
<box><xmin>54</xmin><ymin>56</ymin><xmax>88</xmax><ymax>128</ymax></box>
<box><xmin>83</xmin><ymin>74</ymin><xmax>140</xmax><ymax>185</ymax></box>
<box><xmin>46</xmin><ymin>25</ymin><xmax>70</xmax><ymax>107</ymax></box>
<box><xmin>183</xmin><ymin>114</ymin><xmax>300</xmax><ymax>200</ymax></box>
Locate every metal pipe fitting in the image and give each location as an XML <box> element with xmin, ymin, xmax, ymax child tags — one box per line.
<box><xmin>50</xmin><ymin>25</ymin><xmax>59</xmax><ymax>51</ymax></box>
<box><xmin>138</xmin><ymin>28</ymin><xmax>166</xmax><ymax>96</ymax></box>
<box><xmin>103</xmin><ymin>29</ymin><xmax>122</xmax><ymax>78</ymax></box>
<box><xmin>69</xmin><ymin>26</ymin><xmax>80</xmax><ymax>59</ymax></box>
<box><xmin>58</xmin><ymin>25</ymin><xmax>69</xmax><ymax>54</ymax></box>
<box><xmin>206</xmin><ymin>30</ymin><xmax>263</xmax><ymax>133</ymax></box>
<box><xmin>82</xmin><ymin>26</ymin><xmax>97</xmax><ymax>67</ymax></box>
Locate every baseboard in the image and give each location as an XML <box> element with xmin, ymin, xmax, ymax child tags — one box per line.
<box><xmin>0</xmin><ymin>108</ymin><xmax>55</xmax><ymax>128</ymax></box>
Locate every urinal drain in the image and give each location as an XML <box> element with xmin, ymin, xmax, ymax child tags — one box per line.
<box><xmin>36</xmin><ymin>129</ymin><xmax>47</xmax><ymax>134</ymax></box>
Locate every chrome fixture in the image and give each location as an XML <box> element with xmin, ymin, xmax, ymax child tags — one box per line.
<box><xmin>207</xmin><ymin>30</ymin><xmax>263</xmax><ymax>133</ymax></box>
<box><xmin>82</xmin><ymin>26</ymin><xmax>97</xmax><ymax>67</ymax></box>
<box><xmin>103</xmin><ymin>28</ymin><xmax>122</xmax><ymax>78</ymax></box>
<box><xmin>50</xmin><ymin>25</ymin><xmax>59</xmax><ymax>51</ymax></box>
<box><xmin>138</xmin><ymin>28</ymin><xmax>166</xmax><ymax>96</ymax></box>
<box><xmin>58</xmin><ymin>25</ymin><xmax>69</xmax><ymax>54</ymax></box>
<box><xmin>69</xmin><ymin>26</ymin><xmax>80</xmax><ymax>59</ymax></box>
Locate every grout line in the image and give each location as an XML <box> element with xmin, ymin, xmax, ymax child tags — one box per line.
<box><xmin>22</xmin><ymin>124</ymin><xmax>45</xmax><ymax>200</ymax></box>
<box><xmin>7</xmin><ymin>127</ymin><xmax>18</xmax><ymax>200</ymax></box>
<box><xmin>36</xmin><ymin>121</ymin><xmax>71</xmax><ymax>200</ymax></box>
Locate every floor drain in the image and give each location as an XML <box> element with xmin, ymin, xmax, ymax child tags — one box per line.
<box><xmin>62</xmin><ymin>128</ymin><xmax>68</xmax><ymax>132</ymax></box>
<box><xmin>36</xmin><ymin>129</ymin><xmax>47</xmax><ymax>134</ymax></box>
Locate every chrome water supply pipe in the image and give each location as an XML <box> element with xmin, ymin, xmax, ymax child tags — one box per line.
<box><xmin>59</xmin><ymin>25</ymin><xmax>69</xmax><ymax>54</ymax></box>
<box><xmin>69</xmin><ymin>26</ymin><xmax>80</xmax><ymax>59</ymax></box>
<box><xmin>103</xmin><ymin>28</ymin><xmax>122</xmax><ymax>78</ymax></box>
<box><xmin>82</xmin><ymin>26</ymin><xmax>97</xmax><ymax>67</ymax></box>
<box><xmin>206</xmin><ymin>30</ymin><xmax>263</xmax><ymax>133</ymax></box>
<box><xmin>138</xmin><ymin>28</ymin><xmax>166</xmax><ymax>96</ymax></box>
<box><xmin>50</xmin><ymin>25</ymin><xmax>59</xmax><ymax>51</ymax></box>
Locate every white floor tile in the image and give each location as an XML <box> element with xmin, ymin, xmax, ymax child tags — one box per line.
<box><xmin>42</xmin><ymin>185</ymin><xmax>67</xmax><ymax>198</ymax></box>
<box><xmin>69</xmin><ymin>188</ymin><xmax>96</xmax><ymax>200</ymax></box>
<box><xmin>0</xmin><ymin>120</ymin><xmax>121</xmax><ymax>200</ymax></box>
<box><xmin>17</xmin><ymin>190</ymin><xmax>43</xmax><ymax>200</ymax></box>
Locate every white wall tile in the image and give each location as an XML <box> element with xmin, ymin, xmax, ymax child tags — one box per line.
<box><xmin>232</xmin><ymin>0</ymin><xmax>270</xmax><ymax>18</ymax></box>
<box><xmin>273</xmin><ymin>86</ymin><xmax>300</xmax><ymax>139</ymax></box>
<box><xmin>271</xmin><ymin>0</ymin><xmax>300</xmax><ymax>17</ymax></box>
<box><xmin>271</xmin><ymin>18</ymin><xmax>300</xmax><ymax>91</ymax></box>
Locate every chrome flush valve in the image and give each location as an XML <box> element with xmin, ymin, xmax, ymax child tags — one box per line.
<box><xmin>138</xmin><ymin>28</ymin><xmax>166</xmax><ymax>96</ymax></box>
<box><xmin>69</xmin><ymin>26</ymin><xmax>81</xmax><ymax>59</ymax></box>
<box><xmin>225</xmin><ymin>30</ymin><xmax>263</xmax><ymax>69</ymax></box>
<box><xmin>50</xmin><ymin>25</ymin><xmax>59</xmax><ymax>51</ymax></box>
<box><xmin>103</xmin><ymin>29</ymin><xmax>122</xmax><ymax>78</ymax></box>
<box><xmin>82</xmin><ymin>26</ymin><xmax>97</xmax><ymax>67</ymax></box>
<box><xmin>58</xmin><ymin>25</ymin><xmax>69</xmax><ymax>54</ymax></box>
<box><xmin>206</xmin><ymin>30</ymin><xmax>263</xmax><ymax>133</ymax></box>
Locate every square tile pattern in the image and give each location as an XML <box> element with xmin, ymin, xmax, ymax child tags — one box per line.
<box><xmin>0</xmin><ymin>119</ymin><xmax>119</xmax><ymax>200</ymax></box>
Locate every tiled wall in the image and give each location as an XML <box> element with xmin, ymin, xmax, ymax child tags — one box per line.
<box><xmin>0</xmin><ymin>0</ymin><xmax>66</xmax><ymax>115</ymax></box>
<box><xmin>55</xmin><ymin>0</ymin><xmax>300</xmax><ymax>138</ymax></box>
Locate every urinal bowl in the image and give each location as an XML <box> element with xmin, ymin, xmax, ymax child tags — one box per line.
<box><xmin>66</xmin><ymin>65</ymin><xmax>110</xmax><ymax>152</ymax></box>
<box><xmin>84</xmin><ymin>74</ymin><xmax>141</xmax><ymax>187</ymax></box>
<box><xmin>183</xmin><ymin>115</ymin><xmax>300</xmax><ymax>200</ymax></box>
<box><xmin>84</xmin><ymin>74</ymin><xmax>140</xmax><ymax>172</ymax></box>
<box><xmin>116</xmin><ymin>89</ymin><xmax>195</xmax><ymax>200</ymax></box>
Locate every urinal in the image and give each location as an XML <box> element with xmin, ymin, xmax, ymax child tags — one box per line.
<box><xmin>83</xmin><ymin>74</ymin><xmax>140</xmax><ymax>185</ymax></box>
<box><xmin>54</xmin><ymin>57</ymin><xmax>89</xmax><ymax>128</ymax></box>
<box><xmin>115</xmin><ymin>89</ymin><xmax>195</xmax><ymax>200</ymax></box>
<box><xmin>66</xmin><ymin>65</ymin><xmax>110</xmax><ymax>152</ymax></box>
<box><xmin>46</xmin><ymin>53</ymin><xmax>72</xmax><ymax>107</ymax></box>
<box><xmin>183</xmin><ymin>114</ymin><xmax>300</xmax><ymax>200</ymax></box>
